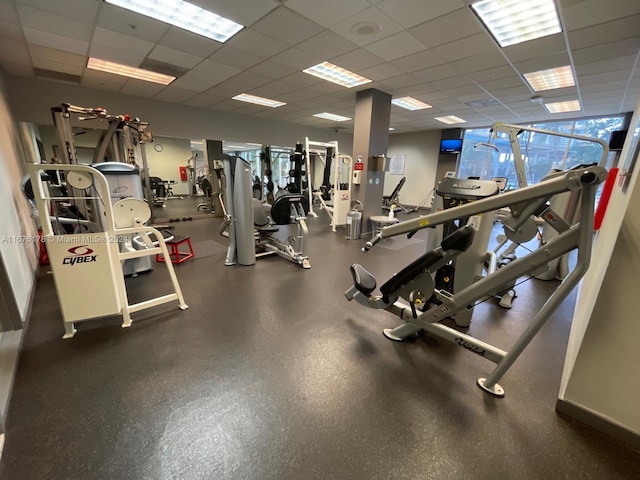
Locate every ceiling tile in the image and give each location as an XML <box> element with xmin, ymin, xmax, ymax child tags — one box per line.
<box><xmin>412</xmin><ymin>64</ymin><xmax>460</xmax><ymax>83</ymax></box>
<box><xmin>0</xmin><ymin>2</ymin><xmax>20</xmax><ymax>23</ymax></box>
<box><xmin>149</xmin><ymin>45</ymin><xmax>203</xmax><ymax>69</ymax></box>
<box><xmin>429</xmin><ymin>75</ymin><xmax>474</xmax><ymax>91</ymax></box>
<box><xmin>17</xmin><ymin>4</ymin><xmax>94</xmax><ymax>42</ymax></box>
<box><xmin>190</xmin><ymin>0</ymin><xmax>278</xmax><ymax>27</ymax></box>
<box><xmin>451</xmin><ymin>52</ymin><xmax>509</xmax><ymax>75</ymax></box>
<box><xmin>562</xmin><ymin>0</ymin><xmax>640</xmax><ymax>31</ymax></box>
<box><xmin>1</xmin><ymin>61</ymin><xmax>34</xmax><ymax>77</ymax></box>
<box><xmin>208</xmin><ymin>46</ymin><xmax>263</xmax><ymax>70</ymax></box>
<box><xmin>120</xmin><ymin>79</ymin><xmax>166</xmax><ymax>98</ymax></box>
<box><xmin>89</xmin><ymin>44</ymin><xmax>144</xmax><ymax>67</ymax></box>
<box><xmin>97</xmin><ymin>3</ymin><xmax>170</xmax><ymax>43</ymax></box>
<box><xmin>92</xmin><ymin>27</ymin><xmax>155</xmax><ymax>57</ymax></box>
<box><xmin>28</xmin><ymin>45</ymin><xmax>85</xmax><ymax>67</ymax></box>
<box><xmin>252</xmin><ymin>8</ymin><xmax>323</xmax><ymax>46</ymax></box>
<box><xmin>408</xmin><ymin>8</ymin><xmax>482</xmax><ymax>48</ymax></box>
<box><xmin>16</xmin><ymin>0</ymin><xmax>99</xmax><ymax>23</ymax></box>
<box><xmin>270</xmin><ymin>48</ymin><xmax>323</xmax><ymax>71</ymax></box>
<box><xmin>390</xmin><ymin>49</ymin><xmax>446</xmax><ymax>73</ymax></box>
<box><xmin>478</xmin><ymin>76</ymin><xmax>527</xmax><ymax>91</ymax></box>
<box><xmin>513</xmin><ymin>54</ymin><xmax>573</xmax><ymax>75</ymax></box>
<box><xmin>330</xmin><ymin>48</ymin><xmax>385</xmax><ymax>72</ymax></box>
<box><xmin>297</xmin><ymin>31</ymin><xmax>358</xmax><ymax>59</ymax></box>
<box><xmin>226</xmin><ymin>28</ymin><xmax>289</xmax><ymax>59</ymax></box>
<box><xmin>154</xmin><ymin>86</ymin><xmax>198</xmax><ymax>103</ymax></box>
<box><xmin>171</xmin><ymin>59</ymin><xmax>241</xmax><ymax>92</ymax></box>
<box><xmin>575</xmin><ymin>55</ymin><xmax>638</xmax><ymax>76</ymax></box>
<box><xmin>432</xmin><ymin>33</ymin><xmax>498</xmax><ymax>62</ymax></box>
<box><xmin>183</xmin><ymin>92</ymin><xmax>226</xmax><ymax>108</ymax></box>
<box><xmin>359</xmin><ymin>62</ymin><xmax>404</xmax><ymax>81</ymax></box>
<box><xmin>579</xmin><ymin>69</ymin><xmax>633</xmax><ymax>85</ymax></box>
<box><xmin>31</xmin><ymin>58</ymin><xmax>83</xmax><ymax>76</ymax></box>
<box><xmin>568</xmin><ymin>15</ymin><xmax>640</xmax><ymax>50</ymax></box>
<box><xmin>377</xmin><ymin>0</ymin><xmax>464</xmax><ymax>29</ymax></box>
<box><xmin>159</xmin><ymin>27</ymin><xmax>222</xmax><ymax>58</ymax></box>
<box><xmin>443</xmin><ymin>85</ymin><xmax>485</xmax><ymax>99</ymax></box>
<box><xmin>280</xmin><ymin>72</ymin><xmax>323</xmax><ymax>89</ymax></box>
<box><xmin>245</xmin><ymin>61</ymin><xmax>296</xmax><ymax>80</ymax></box>
<box><xmin>0</xmin><ymin>20</ymin><xmax>24</xmax><ymax>41</ymax></box>
<box><xmin>571</xmin><ymin>38</ymin><xmax>640</xmax><ymax>65</ymax></box>
<box><xmin>501</xmin><ymin>34</ymin><xmax>567</xmax><ymax>63</ymax></box>
<box><xmin>81</xmin><ymin>69</ymin><xmax>128</xmax><ymax>91</ymax></box>
<box><xmin>364</xmin><ymin>32</ymin><xmax>426</xmax><ymax>62</ymax></box>
<box><xmin>330</xmin><ymin>7</ymin><xmax>404</xmax><ymax>47</ymax></box>
<box><xmin>491</xmin><ymin>86</ymin><xmax>536</xmax><ymax>102</ymax></box>
<box><xmin>23</xmin><ymin>27</ymin><xmax>89</xmax><ymax>56</ymax></box>
<box><xmin>0</xmin><ymin>37</ymin><xmax>31</xmax><ymax>65</ymax></box>
<box><xmin>285</xmin><ymin>0</ymin><xmax>370</xmax><ymax>28</ymax></box>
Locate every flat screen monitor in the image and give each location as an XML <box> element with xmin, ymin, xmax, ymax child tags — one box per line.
<box><xmin>609</xmin><ymin>129</ymin><xmax>628</xmax><ymax>151</ymax></box>
<box><xmin>440</xmin><ymin>138</ymin><xmax>463</xmax><ymax>154</ymax></box>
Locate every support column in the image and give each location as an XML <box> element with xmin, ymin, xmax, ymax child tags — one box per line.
<box><xmin>352</xmin><ymin>88</ymin><xmax>391</xmax><ymax>234</ymax></box>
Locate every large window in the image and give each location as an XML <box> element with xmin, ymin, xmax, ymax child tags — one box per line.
<box><xmin>459</xmin><ymin>116</ymin><xmax>625</xmax><ymax>189</ymax></box>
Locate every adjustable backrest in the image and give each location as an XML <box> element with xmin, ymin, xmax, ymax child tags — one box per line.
<box><xmin>271</xmin><ymin>194</ymin><xmax>309</xmax><ymax>224</ymax></box>
<box><xmin>385</xmin><ymin>177</ymin><xmax>406</xmax><ymax>202</ymax></box>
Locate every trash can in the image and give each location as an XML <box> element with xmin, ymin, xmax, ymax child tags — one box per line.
<box><xmin>346</xmin><ymin>210</ymin><xmax>362</xmax><ymax>240</ymax></box>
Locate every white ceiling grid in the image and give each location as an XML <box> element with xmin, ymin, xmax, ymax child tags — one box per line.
<box><xmin>0</xmin><ymin>0</ymin><xmax>636</xmax><ymax>133</ymax></box>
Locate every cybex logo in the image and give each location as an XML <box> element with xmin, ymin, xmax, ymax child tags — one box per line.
<box><xmin>62</xmin><ymin>245</ymin><xmax>97</xmax><ymax>266</ymax></box>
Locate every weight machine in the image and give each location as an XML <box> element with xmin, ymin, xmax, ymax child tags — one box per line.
<box><xmin>346</xmin><ymin>163</ymin><xmax>607</xmax><ymax>396</ymax></box>
<box><xmin>29</xmin><ymin>163</ymin><xmax>188</xmax><ymax>338</ymax></box>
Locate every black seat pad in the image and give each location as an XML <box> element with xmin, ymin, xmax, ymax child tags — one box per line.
<box><xmin>350</xmin><ymin>264</ymin><xmax>377</xmax><ymax>296</ymax></box>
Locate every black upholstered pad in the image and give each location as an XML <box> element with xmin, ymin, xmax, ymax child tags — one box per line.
<box><xmin>349</xmin><ymin>264</ymin><xmax>377</xmax><ymax>297</ymax></box>
<box><xmin>440</xmin><ymin>224</ymin><xmax>475</xmax><ymax>252</ymax></box>
<box><xmin>379</xmin><ymin>251</ymin><xmax>443</xmax><ymax>300</ymax></box>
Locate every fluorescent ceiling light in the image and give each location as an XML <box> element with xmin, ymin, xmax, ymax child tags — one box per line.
<box><xmin>471</xmin><ymin>0</ymin><xmax>562</xmax><ymax>48</ymax></box>
<box><xmin>391</xmin><ymin>97</ymin><xmax>432</xmax><ymax>110</ymax></box>
<box><xmin>524</xmin><ymin>66</ymin><xmax>575</xmax><ymax>92</ymax></box>
<box><xmin>87</xmin><ymin>57</ymin><xmax>175</xmax><ymax>85</ymax></box>
<box><xmin>544</xmin><ymin>100</ymin><xmax>581</xmax><ymax>113</ymax></box>
<box><xmin>434</xmin><ymin>115</ymin><xmax>467</xmax><ymax>125</ymax></box>
<box><xmin>313</xmin><ymin>112</ymin><xmax>352</xmax><ymax>122</ymax></box>
<box><xmin>104</xmin><ymin>0</ymin><xmax>243</xmax><ymax>43</ymax></box>
<box><xmin>232</xmin><ymin>93</ymin><xmax>286</xmax><ymax>108</ymax></box>
<box><xmin>303</xmin><ymin>62</ymin><xmax>372</xmax><ymax>88</ymax></box>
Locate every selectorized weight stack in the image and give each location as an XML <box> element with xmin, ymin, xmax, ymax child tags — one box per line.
<box><xmin>425</xmin><ymin>177</ymin><xmax>500</xmax><ymax>327</ymax></box>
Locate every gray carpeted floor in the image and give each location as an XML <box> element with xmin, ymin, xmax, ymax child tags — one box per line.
<box><xmin>1</xmin><ymin>213</ymin><xmax>639</xmax><ymax>480</ymax></box>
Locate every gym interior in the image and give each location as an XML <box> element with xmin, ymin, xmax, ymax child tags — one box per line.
<box><xmin>0</xmin><ymin>1</ymin><xmax>639</xmax><ymax>478</ymax></box>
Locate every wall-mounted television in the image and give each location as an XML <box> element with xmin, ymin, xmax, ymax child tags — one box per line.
<box><xmin>440</xmin><ymin>138</ymin><xmax>463</xmax><ymax>154</ymax></box>
<box><xmin>609</xmin><ymin>129</ymin><xmax>628</xmax><ymax>151</ymax></box>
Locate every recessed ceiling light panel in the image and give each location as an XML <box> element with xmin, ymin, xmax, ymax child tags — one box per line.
<box><xmin>523</xmin><ymin>65</ymin><xmax>575</xmax><ymax>92</ymax></box>
<box><xmin>544</xmin><ymin>100</ymin><xmax>581</xmax><ymax>113</ymax></box>
<box><xmin>87</xmin><ymin>57</ymin><xmax>175</xmax><ymax>84</ymax></box>
<box><xmin>303</xmin><ymin>62</ymin><xmax>372</xmax><ymax>88</ymax></box>
<box><xmin>232</xmin><ymin>93</ymin><xmax>286</xmax><ymax>108</ymax></box>
<box><xmin>313</xmin><ymin>112</ymin><xmax>352</xmax><ymax>122</ymax></box>
<box><xmin>434</xmin><ymin>115</ymin><xmax>467</xmax><ymax>125</ymax></box>
<box><xmin>391</xmin><ymin>97</ymin><xmax>433</xmax><ymax>110</ymax></box>
<box><xmin>105</xmin><ymin>0</ymin><xmax>243</xmax><ymax>43</ymax></box>
<box><xmin>471</xmin><ymin>0</ymin><xmax>562</xmax><ymax>48</ymax></box>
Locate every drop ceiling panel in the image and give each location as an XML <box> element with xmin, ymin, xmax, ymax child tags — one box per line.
<box><xmin>171</xmin><ymin>60</ymin><xmax>241</xmax><ymax>92</ymax></box>
<box><xmin>567</xmin><ymin>15</ymin><xmax>640</xmax><ymax>50</ymax></box>
<box><xmin>31</xmin><ymin>58</ymin><xmax>83</xmax><ymax>75</ymax></box>
<box><xmin>81</xmin><ymin>74</ymin><xmax>126</xmax><ymax>93</ymax></box>
<box><xmin>579</xmin><ymin>69</ymin><xmax>633</xmax><ymax>85</ymax></box>
<box><xmin>285</xmin><ymin>0</ymin><xmax>370</xmax><ymax>28</ymax></box>
<box><xmin>329</xmin><ymin>48</ymin><xmax>385</xmax><ymax>72</ymax></box>
<box><xmin>153</xmin><ymin>86</ymin><xmax>198</xmax><ymax>104</ymax></box>
<box><xmin>514</xmin><ymin>54</ymin><xmax>573</xmax><ymax>75</ymax></box>
<box><xmin>429</xmin><ymin>75</ymin><xmax>474</xmax><ymax>91</ymax></box>
<box><xmin>17</xmin><ymin>4</ymin><xmax>94</xmax><ymax>42</ymax></box>
<box><xmin>389</xmin><ymin>49</ymin><xmax>446</xmax><ymax>73</ymax></box>
<box><xmin>280</xmin><ymin>72</ymin><xmax>323</xmax><ymax>89</ymax></box>
<box><xmin>89</xmin><ymin>44</ymin><xmax>144</xmax><ymax>67</ymax></box>
<box><xmin>451</xmin><ymin>51</ymin><xmax>509</xmax><ymax>74</ymax></box>
<box><xmin>0</xmin><ymin>2</ymin><xmax>20</xmax><ymax>23</ymax></box>
<box><xmin>562</xmin><ymin>0</ymin><xmax>640</xmax><ymax>31</ymax></box>
<box><xmin>246</xmin><ymin>61</ymin><xmax>296</xmax><ymax>80</ymax></box>
<box><xmin>0</xmin><ymin>37</ymin><xmax>31</xmax><ymax>64</ymax></box>
<box><xmin>0</xmin><ymin>20</ymin><xmax>24</xmax><ymax>41</ymax></box>
<box><xmin>408</xmin><ymin>8</ymin><xmax>482</xmax><ymax>49</ymax></box>
<box><xmin>24</xmin><ymin>28</ymin><xmax>89</xmax><ymax>56</ymax></box>
<box><xmin>364</xmin><ymin>32</ymin><xmax>426</xmax><ymax>62</ymax></box>
<box><xmin>183</xmin><ymin>92</ymin><xmax>226</xmax><ymax>108</ymax></box>
<box><xmin>93</xmin><ymin>27</ymin><xmax>155</xmax><ymax>57</ymax></box>
<box><xmin>502</xmin><ymin>34</ymin><xmax>567</xmax><ymax>63</ymax></box>
<box><xmin>16</xmin><ymin>0</ymin><xmax>99</xmax><ymax>23</ymax></box>
<box><xmin>0</xmin><ymin>61</ymin><xmax>33</xmax><ymax>76</ymax></box>
<box><xmin>158</xmin><ymin>27</ymin><xmax>222</xmax><ymax>58</ymax></box>
<box><xmin>148</xmin><ymin>45</ymin><xmax>203</xmax><ymax>69</ymax></box>
<box><xmin>575</xmin><ymin>55</ymin><xmax>638</xmax><ymax>76</ymax></box>
<box><xmin>28</xmin><ymin>45</ymin><xmax>85</xmax><ymax>67</ymax></box>
<box><xmin>205</xmin><ymin>46</ymin><xmax>262</xmax><ymax>71</ymax></box>
<box><xmin>412</xmin><ymin>64</ymin><xmax>460</xmax><ymax>83</ymax></box>
<box><xmin>330</xmin><ymin>7</ymin><xmax>404</xmax><ymax>47</ymax></box>
<box><xmin>252</xmin><ymin>8</ymin><xmax>323</xmax><ymax>46</ymax></box>
<box><xmin>297</xmin><ymin>31</ymin><xmax>358</xmax><ymax>59</ymax></box>
<box><xmin>492</xmin><ymin>86</ymin><xmax>536</xmax><ymax>102</ymax></box>
<box><xmin>226</xmin><ymin>29</ymin><xmax>289</xmax><ymax>59</ymax></box>
<box><xmin>270</xmin><ymin>47</ymin><xmax>323</xmax><ymax>71</ymax></box>
<box><xmin>97</xmin><ymin>4</ymin><xmax>170</xmax><ymax>43</ymax></box>
<box><xmin>432</xmin><ymin>33</ymin><xmax>497</xmax><ymax>62</ymax></box>
<box><xmin>581</xmin><ymin>81</ymin><xmax>629</xmax><ymax>94</ymax></box>
<box><xmin>191</xmin><ymin>0</ymin><xmax>277</xmax><ymax>27</ymax></box>
<box><xmin>359</xmin><ymin>63</ymin><xmax>404</xmax><ymax>81</ymax></box>
<box><xmin>377</xmin><ymin>0</ymin><xmax>464</xmax><ymax>29</ymax></box>
<box><xmin>478</xmin><ymin>76</ymin><xmax>527</xmax><ymax>91</ymax></box>
<box><xmin>120</xmin><ymin>79</ymin><xmax>166</xmax><ymax>98</ymax></box>
<box><xmin>571</xmin><ymin>38</ymin><xmax>640</xmax><ymax>64</ymax></box>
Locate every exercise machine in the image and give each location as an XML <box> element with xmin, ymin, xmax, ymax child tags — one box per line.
<box><xmin>382</xmin><ymin>177</ymin><xmax>416</xmax><ymax>214</ymax></box>
<box><xmin>221</xmin><ymin>155</ymin><xmax>311</xmax><ymax>269</ymax></box>
<box><xmin>29</xmin><ymin>163</ymin><xmax>188</xmax><ymax>338</ymax></box>
<box><xmin>253</xmin><ymin>195</ymin><xmax>311</xmax><ymax>269</ymax></box>
<box><xmin>346</xmin><ymin>163</ymin><xmax>607</xmax><ymax>396</ymax></box>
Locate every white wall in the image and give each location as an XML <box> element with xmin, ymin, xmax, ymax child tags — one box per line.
<box><xmin>0</xmin><ymin>73</ymin><xmax>38</xmax><ymax>321</ymax></box>
<box><xmin>558</xmin><ymin>99</ymin><xmax>640</xmax><ymax>439</ymax></box>
<box><xmin>146</xmin><ymin>136</ymin><xmax>193</xmax><ymax>196</ymax></box>
<box><xmin>386</xmin><ymin>130</ymin><xmax>441</xmax><ymax>208</ymax></box>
